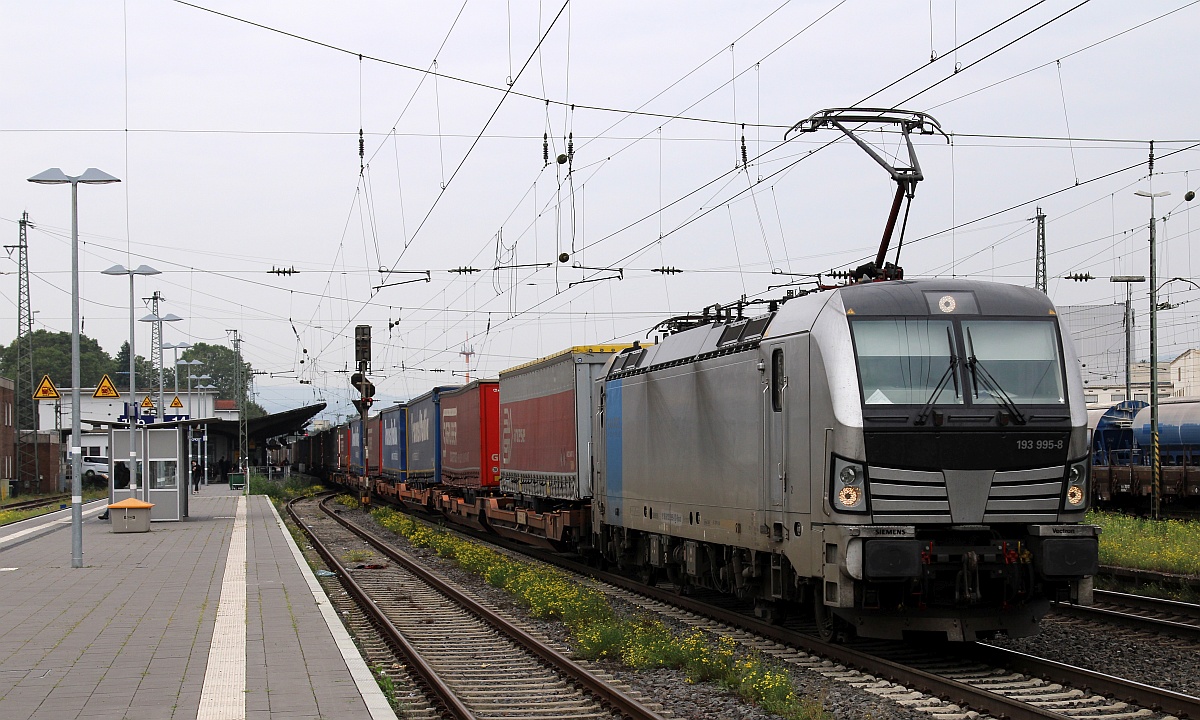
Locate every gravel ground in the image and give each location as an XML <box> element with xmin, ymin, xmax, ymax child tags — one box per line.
<box><xmin>331</xmin><ymin>505</ymin><xmax>937</xmax><ymax>720</ymax></box>
<box><xmin>987</xmin><ymin>612</ymin><xmax>1200</xmax><ymax>697</ymax></box>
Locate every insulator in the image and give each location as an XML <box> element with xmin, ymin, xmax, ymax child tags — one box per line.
<box><xmin>543</xmin><ymin>133</ymin><xmax>549</xmax><ymax>165</ymax></box>
<box><xmin>568</xmin><ymin>132</ymin><xmax>574</xmax><ymax>162</ymax></box>
<box><xmin>740</xmin><ymin>126</ymin><xmax>747</xmax><ymax>167</ymax></box>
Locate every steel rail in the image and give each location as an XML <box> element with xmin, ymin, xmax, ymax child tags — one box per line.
<box><xmin>355</xmin><ymin>495</ymin><xmax>1199</xmax><ymax>719</ymax></box>
<box><xmin>408</xmin><ymin>516</ymin><xmax>1072</xmax><ymax>720</ymax></box>
<box><xmin>315</xmin><ymin>496</ymin><xmax>665</xmax><ymax>720</ymax></box>
<box><xmin>966</xmin><ymin>643</ymin><xmax>1200</xmax><ymax>719</ymax></box>
<box><xmin>1</xmin><ymin>495</ymin><xmax>70</xmax><ymax>513</ymax></box>
<box><xmin>570</xmin><ymin>553</ymin><xmax>1200</xmax><ymax>719</ymax></box>
<box><xmin>1053</xmin><ymin>590</ymin><xmax>1200</xmax><ymax>641</ymax></box>
<box><xmin>1101</xmin><ymin>564</ymin><xmax>1200</xmax><ymax>592</ymax></box>
<box><xmin>286</xmin><ymin>496</ymin><xmax>478</xmax><ymax>720</ymax></box>
<box><xmin>555</xmin><ymin>558</ymin><xmax>1073</xmax><ymax>720</ymax></box>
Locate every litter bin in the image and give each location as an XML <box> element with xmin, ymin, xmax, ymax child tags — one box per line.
<box><xmin>108</xmin><ymin>498</ymin><xmax>154</xmax><ymax>533</ymax></box>
<box><xmin>229</xmin><ymin>472</ymin><xmax>246</xmax><ymax>490</ymax></box>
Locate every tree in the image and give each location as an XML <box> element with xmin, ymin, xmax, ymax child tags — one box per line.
<box><xmin>181</xmin><ymin>342</ymin><xmax>267</xmax><ymax>418</ymax></box>
<box><xmin>0</xmin><ymin>330</ymin><xmax>113</xmax><ymax>390</ymax></box>
<box><xmin>112</xmin><ymin>341</ymin><xmax>155</xmax><ymax>392</ymax></box>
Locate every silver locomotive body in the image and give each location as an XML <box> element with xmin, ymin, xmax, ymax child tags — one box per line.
<box><xmin>593</xmin><ymin>279</ymin><xmax>1097</xmax><ymax>641</ymax></box>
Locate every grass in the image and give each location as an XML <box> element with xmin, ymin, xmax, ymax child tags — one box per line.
<box><xmin>361</xmin><ymin>499</ymin><xmax>828</xmax><ymax>720</ymax></box>
<box><xmin>342</xmin><ymin>549</ymin><xmax>373</xmax><ymax>564</ymax></box>
<box><xmin>1087</xmin><ymin>510</ymin><xmax>1200</xmax><ymax>576</ymax></box>
<box><xmin>246</xmin><ymin>472</ymin><xmax>327</xmax><ymax>502</ymax></box>
<box><xmin>0</xmin><ymin>489</ymin><xmax>109</xmax><ymax>525</ymax></box>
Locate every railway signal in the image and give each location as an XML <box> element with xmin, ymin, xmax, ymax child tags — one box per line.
<box><xmin>351</xmin><ymin>328</ymin><xmax>374</xmax><ymax>483</ymax></box>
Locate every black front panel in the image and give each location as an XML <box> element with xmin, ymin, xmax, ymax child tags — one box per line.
<box><xmin>865</xmin><ymin>430</ymin><xmax>1071</xmax><ymax>471</ymax></box>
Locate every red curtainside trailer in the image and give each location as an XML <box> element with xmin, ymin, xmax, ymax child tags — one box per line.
<box><xmin>485</xmin><ymin>346</ymin><xmax>627</xmax><ymax>547</ymax></box>
<box><xmin>441</xmin><ymin>380</ymin><xmax>500</xmax><ymax>489</ymax></box>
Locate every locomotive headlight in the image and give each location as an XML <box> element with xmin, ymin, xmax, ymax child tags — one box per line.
<box><xmin>1063</xmin><ymin>460</ymin><xmax>1089</xmax><ymax>510</ymax></box>
<box><xmin>839</xmin><ymin>465</ymin><xmax>861</xmax><ymax>485</ymax></box>
<box><xmin>830</xmin><ymin>456</ymin><xmax>869</xmax><ymax>513</ymax></box>
<box><xmin>837</xmin><ymin>486</ymin><xmax>862</xmax><ymax>507</ymax></box>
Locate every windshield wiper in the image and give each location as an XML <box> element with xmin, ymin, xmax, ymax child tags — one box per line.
<box><xmin>915</xmin><ymin>326</ymin><xmax>959</xmax><ymax>426</ymax></box>
<box><xmin>966</xmin><ymin>328</ymin><xmax>1027</xmax><ymax>425</ymax></box>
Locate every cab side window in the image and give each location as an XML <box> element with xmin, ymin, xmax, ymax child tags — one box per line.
<box><xmin>771</xmin><ymin>349</ymin><xmax>784</xmax><ymax>412</ymax></box>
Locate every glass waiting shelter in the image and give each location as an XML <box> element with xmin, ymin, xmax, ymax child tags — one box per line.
<box><xmin>108</xmin><ymin>422</ymin><xmax>187</xmax><ymax>521</ymax></box>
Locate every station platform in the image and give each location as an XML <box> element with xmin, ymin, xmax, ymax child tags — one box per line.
<box><xmin>0</xmin><ymin>484</ymin><xmax>395</xmax><ymax>720</ymax></box>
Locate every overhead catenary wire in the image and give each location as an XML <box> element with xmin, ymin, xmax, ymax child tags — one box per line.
<box><xmin>27</xmin><ymin>2</ymin><xmax>1196</xmax><ymax>403</ymax></box>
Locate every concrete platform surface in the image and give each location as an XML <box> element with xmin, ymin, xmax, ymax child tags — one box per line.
<box><xmin>0</xmin><ymin>485</ymin><xmax>395</xmax><ymax>720</ymax></box>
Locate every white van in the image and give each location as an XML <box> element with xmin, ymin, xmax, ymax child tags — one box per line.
<box><xmin>81</xmin><ymin>456</ymin><xmax>109</xmax><ymax>482</ymax></box>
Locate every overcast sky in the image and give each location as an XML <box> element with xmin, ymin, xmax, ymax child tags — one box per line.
<box><xmin>3</xmin><ymin>1</ymin><xmax>1199</xmax><ymax>418</ymax></box>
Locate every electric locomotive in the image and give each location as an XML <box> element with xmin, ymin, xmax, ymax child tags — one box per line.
<box><xmin>594</xmin><ymin>278</ymin><xmax>1097</xmax><ymax>641</ymax></box>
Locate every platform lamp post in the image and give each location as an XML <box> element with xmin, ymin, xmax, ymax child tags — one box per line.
<box><xmin>188</xmin><ymin>371</ymin><xmax>210</xmax><ymax>483</ymax></box>
<box><xmin>141</xmin><ymin>311</ymin><xmax>182</xmax><ymax>421</ymax></box>
<box><xmin>138</xmin><ymin>309</ymin><xmax>180</xmax><ymax>498</ymax></box>
<box><xmin>103</xmin><ymin>264</ymin><xmax>160</xmax><ymax>504</ymax></box>
<box><xmin>28</xmin><ymin>168</ymin><xmax>121</xmax><ymax>569</ymax></box>
<box><xmin>164</xmin><ymin>342</ymin><xmax>192</xmax><ymax>398</ymax></box>
<box><xmin>198</xmin><ymin>383</ymin><xmax>217</xmax><ymax>484</ymax></box>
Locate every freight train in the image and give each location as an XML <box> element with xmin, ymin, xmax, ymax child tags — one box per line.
<box><xmin>292</xmin><ymin>278</ymin><xmax>1099</xmax><ymax>642</ymax></box>
<box><xmin>1090</xmin><ymin>398</ymin><xmax>1200</xmax><ymax>506</ymax></box>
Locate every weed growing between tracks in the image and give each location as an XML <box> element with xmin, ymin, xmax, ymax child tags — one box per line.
<box><xmin>1088</xmin><ymin>511</ymin><xmax>1200</xmax><ymax>576</ymax></box>
<box><xmin>363</xmin><ymin>500</ymin><xmax>825</xmax><ymax>720</ymax></box>
<box><xmin>248</xmin><ymin>473</ymin><xmax>327</xmax><ymax>502</ymax></box>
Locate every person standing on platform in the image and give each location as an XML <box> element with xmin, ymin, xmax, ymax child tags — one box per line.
<box><xmin>219</xmin><ymin>455</ymin><xmax>229</xmax><ymax>484</ymax></box>
<box><xmin>191</xmin><ymin>461</ymin><xmax>202</xmax><ymax>494</ymax></box>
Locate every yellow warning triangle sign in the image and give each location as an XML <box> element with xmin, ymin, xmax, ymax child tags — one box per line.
<box><xmin>93</xmin><ymin>374</ymin><xmax>121</xmax><ymax>399</ymax></box>
<box><xmin>33</xmin><ymin>374</ymin><xmax>60</xmax><ymax>400</ymax></box>
<box><xmin>140</xmin><ymin>395</ymin><xmax>155</xmax><ymax>409</ymax></box>
<box><xmin>170</xmin><ymin>395</ymin><xmax>184</xmax><ymax>408</ymax></box>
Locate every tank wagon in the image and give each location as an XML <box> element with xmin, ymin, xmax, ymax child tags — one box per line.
<box><xmin>301</xmin><ymin>279</ymin><xmax>1097</xmax><ymax>641</ymax></box>
<box><xmin>1091</xmin><ymin>398</ymin><xmax>1200</xmax><ymax>507</ymax></box>
<box><xmin>594</xmin><ymin>279</ymin><xmax>1096</xmax><ymax>641</ymax></box>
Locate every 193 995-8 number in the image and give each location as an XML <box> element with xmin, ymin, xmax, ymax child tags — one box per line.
<box><xmin>1016</xmin><ymin>438</ymin><xmax>1063</xmax><ymax>451</ymax></box>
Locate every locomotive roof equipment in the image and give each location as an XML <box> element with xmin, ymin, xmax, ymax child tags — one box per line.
<box><xmin>787</xmin><ymin>108</ymin><xmax>948</xmax><ymax>282</ymax></box>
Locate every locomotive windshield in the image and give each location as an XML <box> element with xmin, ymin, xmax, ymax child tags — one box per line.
<box><xmin>852</xmin><ymin>319</ymin><xmax>961</xmax><ymax>406</ymax></box>
<box><xmin>852</xmin><ymin>318</ymin><xmax>1066</xmax><ymax>406</ymax></box>
<box><xmin>961</xmin><ymin>319</ymin><xmax>1065</xmax><ymax>404</ymax></box>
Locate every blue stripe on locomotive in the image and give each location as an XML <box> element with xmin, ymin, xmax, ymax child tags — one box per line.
<box><xmin>605</xmin><ymin>379</ymin><xmax>623</xmax><ymax>526</ymax></box>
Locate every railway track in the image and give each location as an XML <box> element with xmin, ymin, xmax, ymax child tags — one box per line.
<box><xmin>362</xmin><ymin>501</ymin><xmax>1200</xmax><ymax>720</ymax></box>
<box><xmin>593</xmin><ymin>571</ymin><xmax>1200</xmax><ymax>720</ymax></box>
<box><xmin>1051</xmin><ymin>589</ymin><xmax>1200</xmax><ymax>642</ymax></box>
<box><xmin>1100</xmin><ymin>564</ymin><xmax>1200</xmax><ymax>595</ymax></box>
<box><xmin>287</xmin><ymin>495</ymin><xmax>667</xmax><ymax>720</ymax></box>
<box><xmin>1</xmin><ymin>495</ymin><xmax>69</xmax><ymax>512</ymax></box>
